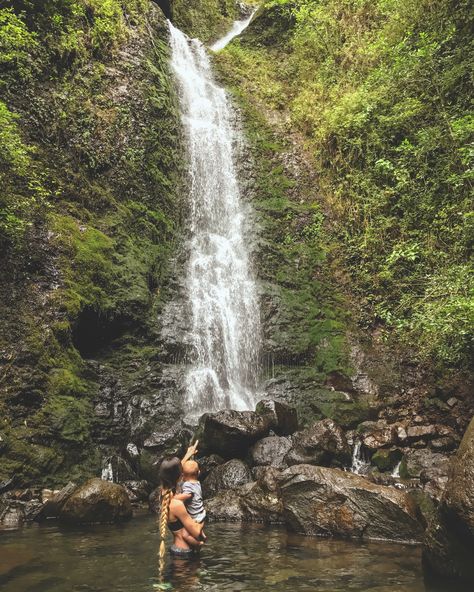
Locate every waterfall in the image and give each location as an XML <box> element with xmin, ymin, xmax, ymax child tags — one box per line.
<box><xmin>210</xmin><ymin>10</ymin><xmax>257</xmax><ymax>52</ymax></box>
<box><xmin>351</xmin><ymin>440</ymin><xmax>370</xmax><ymax>475</ymax></box>
<box><xmin>168</xmin><ymin>22</ymin><xmax>261</xmax><ymax>417</ymax></box>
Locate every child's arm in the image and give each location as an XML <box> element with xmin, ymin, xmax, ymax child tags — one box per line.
<box><xmin>181</xmin><ymin>440</ymin><xmax>199</xmax><ymax>467</ymax></box>
<box><xmin>174</xmin><ymin>492</ymin><xmax>192</xmax><ymax>502</ymax></box>
<box><xmin>182</xmin><ymin>529</ymin><xmax>204</xmax><ymax>548</ymax></box>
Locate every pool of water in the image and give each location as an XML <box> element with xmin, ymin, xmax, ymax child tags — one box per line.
<box><xmin>0</xmin><ymin>514</ymin><xmax>465</xmax><ymax>591</ymax></box>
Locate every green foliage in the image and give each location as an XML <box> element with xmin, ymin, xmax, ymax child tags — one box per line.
<box><xmin>220</xmin><ymin>0</ymin><xmax>474</xmax><ymax>369</ymax></box>
<box><xmin>172</xmin><ymin>0</ymin><xmax>238</xmax><ymax>42</ymax></box>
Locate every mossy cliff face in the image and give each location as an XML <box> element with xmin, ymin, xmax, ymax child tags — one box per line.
<box><xmin>0</xmin><ymin>0</ymin><xmax>186</xmax><ymax>487</ymax></box>
<box><xmin>212</xmin><ymin>2</ymin><xmax>473</xmax><ymax>429</ymax></box>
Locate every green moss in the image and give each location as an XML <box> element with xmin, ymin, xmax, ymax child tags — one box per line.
<box><xmin>371</xmin><ymin>448</ymin><xmax>403</xmax><ymax>472</ymax></box>
<box><xmin>172</xmin><ymin>0</ymin><xmax>239</xmax><ymax>43</ymax></box>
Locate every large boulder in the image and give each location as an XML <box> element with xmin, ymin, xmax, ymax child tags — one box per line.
<box><xmin>197</xmin><ymin>410</ymin><xmax>272</xmax><ymax>458</ymax></box>
<box><xmin>196</xmin><ymin>454</ymin><xmax>224</xmax><ymax>480</ymax></box>
<box><xmin>284</xmin><ymin>419</ymin><xmax>351</xmax><ymax>468</ymax></box>
<box><xmin>279</xmin><ymin>464</ymin><xmax>424</xmax><ymax>542</ymax></box>
<box><xmin>255</xmin><ymin>400</ymin><xmax>298</xmax><ymax>436</ymax></box>
<box><xmin>202</xmin><ymin>459</ymin><xmax>252</xmax><ymax>499</ymax></box>
<box><xmin>206</xmin><ymin>466</ymin><xmax>284</xmax><ymax>524</ymax></box>
<box><xmin>59</xmin><ymin>478</ymin><xmax>132</xmax><ymax>524</ymax></box>
<box><xmin>249</xmin><ymin>436</ymin><xmax>292</xmax><ymax>469</ymax></box>
<box><xmin>423</xmin><ymin>417</ymin><xmax>474</xmax><ymax>583</ymax></box>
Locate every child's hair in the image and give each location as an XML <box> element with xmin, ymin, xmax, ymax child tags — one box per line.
<box><xmin>158</xmin><ymin>456</ymin><xmax>182</xmax><ymax>579</ymax></box>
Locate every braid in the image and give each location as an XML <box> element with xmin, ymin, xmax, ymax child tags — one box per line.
<box><xmin>158</xmin><ymin>488</ymin><xmax>172</xmax><ymax>579</ymax></box>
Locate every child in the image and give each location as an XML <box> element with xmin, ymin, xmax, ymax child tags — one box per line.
<box><xmin>175</xmin><ymin>459</ymin><xmax>206</xmax><ymax>543</ymax></box>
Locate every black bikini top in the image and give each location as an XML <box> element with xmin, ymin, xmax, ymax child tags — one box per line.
<box><xmin>168</xmin><ymin>517</ymin><xmax>184</xmax><ymax>532</ymax></box>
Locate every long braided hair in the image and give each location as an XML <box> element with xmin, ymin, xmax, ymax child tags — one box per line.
<box><xmin>158</xmin><ymin>456</ymin><xmax>182</xmax><ymax>579</ymax></box>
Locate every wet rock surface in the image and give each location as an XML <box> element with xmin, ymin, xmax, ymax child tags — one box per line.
<box><xmin>284</xmin><ymin>419</ymin><xmax>351</xmax><ymax>468</ymax></box>
<box><xmin>250</xmin><ymin>436</ymin><xmax>292</xmax><ymax>468</ymax></box>
<box><xmin>197</xmin><ymin>410</ymin><xmax>273</xmax><ymax>458</ymax></box>
<box><xmin>202</xmin><ymin>459</ymin><xmax>253</xmax><ymax>499</ymax></box>
<box><xmin>59</xmin><ymin>478</ymin><xmax>132</xmax><ymax>524</ymax></box>
<box><xmin>423</xmin><ymin>417</ymin><xmax>474</xmax><ymax>582</ymax></box>
<box><xmin>279</xmin><ymin>464</ymin><xmax>424</xmax><ymax>542</ymax></box>
<box><xmin>255</xmin><ymin>399</ymin><xmax>298</xmax><ymax>436</ymax></box>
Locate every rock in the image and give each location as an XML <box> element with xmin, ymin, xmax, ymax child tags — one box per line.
<box><xmin>196</xmin><ymin>454</ymin><xmax>225</xmax><ymax>480</ymax></box>
<box><xmin>202</xmin><ymin>459</ymin><xmax>252</xmax><ymax>499</ymax></box>
<box><xmin>358</xmin><ymin>421</ymin><xmax>397</xmax><ymax>449</ymax></box>
<box><xmin>197</xmin><ymin>410</ymin><xmax>272</xmax><ymax>458</ymax></box>
<box><xmin>404</xmin><ymin>449</ymin><xmax>451</xmax><ymax>479</ymax></box>
<box><xmin>121</xmin><ymin>480</ymin><xmax>151</xmax><ymax>503</ymax></box>
<box><xmin>0</xmin><ymin>477</ymin><xmax>16</xmax><ymax>495</ymax></box>
<box><xmin>0</xmin><ymin>500</ymin><xmax>25</xmax><ymax>529</ymax></box>
<box><xmin>100</xmin><ymin>455</ymin><xmax>137</xmax><ymax>482</ymax></box>
<box><xmin>35</xmin><ymin>481</ymin><xmax>77</xmax><ymax>521</ymax></box>
<box><xmin>279</xmin><ymin>464</ymin><xmax>424</xmax><ymax>542</ymax></box>
<box><xmin>371</xmin><ymin>448</ymin><xmax>403</xmax><ymax>472</ymax></box>
<box><xmin>423</xmin><ymin>417</ymin><xmax>474</xmax><ymax>582</ymax></box>
<box><xmin>250</xmin><ymin>436</ymin><xmax>292</xmax><ymax>469</ymax></box>
<box><xmin>59</xmin><ymin>478</ymin><xmax>132</xmax><ymax>524</ymax></box>
<box><xmin>324</xmin><ymin>370</ymin><xmax>354</xmax><ymax>393</ymax></box>
<box><xmin>207</xmin><ymin>467</ymin><xmax>284</xmax><ymax>524</ymax></box>
<box><xmin>143</xmin><ymin>420</ymin><xmax>191</xmax><ymax>453</ymax></box>
<box><xmin>397</xmin><ymin>426</ymin><xmax>408</xmax><ymax>442</ymax></box>
<box><xmin>446</xmin><ymin>397</ymin><xmax>458</xmax><ymax>408</ymax></box>
<box><xmin>284</xmin><ymin>419</ymin><xmax>351</xmax><ymax>468</ymax></box>
<box><xmin>255</xmin><ymin>399</ymin><xmax>298</xmax><ymax>435</ymax></box>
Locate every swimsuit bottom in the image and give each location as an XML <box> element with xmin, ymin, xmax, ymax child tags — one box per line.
<box><xmin>169</xmin><ymin>545</ymin><xmax>197</xmax><ymax>558</ymax></box>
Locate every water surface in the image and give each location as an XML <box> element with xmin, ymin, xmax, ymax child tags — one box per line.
<box><xmin>0</xmin><ymin>515</ymin><xmax>464</xmax><ymax>591</ymax></box>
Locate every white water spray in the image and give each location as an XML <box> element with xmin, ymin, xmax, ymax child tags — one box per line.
<box><xmin>168</xmin><ymin>22</ymin><xmax>261</xmax><ymax>417</ymax></box>
<box><xmin>351</xmin><ymin>440</ymin><xmax>370</xmax><ymax>475</ymax></box>
<box><xmin>211</xmin><ymin>10</ymin><xmax>257</xmax><ymax>52</ymax></box>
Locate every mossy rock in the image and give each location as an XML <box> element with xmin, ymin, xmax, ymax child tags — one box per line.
<box><xmin>371</xmin><ymin>448</ymin><xmax>403</xmax><ymax>472</ymax></box>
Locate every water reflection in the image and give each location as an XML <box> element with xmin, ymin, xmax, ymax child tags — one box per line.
<box><xmin>0</xmin><ymin>516</ymin><xmax>469</xmax><ymax>592</ymax></box>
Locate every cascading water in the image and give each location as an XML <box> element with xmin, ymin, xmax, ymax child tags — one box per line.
<box><xmin>168</xmin><ymin>22</ymin><xmax>261</xmax><ymax>417</ymax></box>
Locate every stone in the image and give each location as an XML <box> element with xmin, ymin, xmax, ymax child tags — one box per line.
<box><xmin>59</xmin><ymin>478</ymin><xmax>132</xmax><ymax>524</ymax></box>
<box><xmin>196</xmin><ymin>454</ymin><xmax>224</xmax><ymax>480</ymax></box>
<box><xmin>396</xmin><ymin>426</ymin><xmax>408</xmax><ymax>442</ymax></box>
<box><xmin>197</xmin><ymin>410</ymin><xmax>273</xmax><ymax>458</ymax></box>
<box><xmin>371</xmin><ymin>448</ymin><xmax>403</xmax><ymax>472</ymax></box>
<box><xmin>207</xmin><ymin>466</ymin><xmax>284</xmax><ymax>524</ymax></box>
<box><xmin>143</xmin><ymin>420</ymin><xmax>190</xmax><ymax>453</ymax></box>
<box><xmin>249</xmin><ymin>436</ymin><xmax>292</xmax><ymax>469</ymax></box>
<box><xmin>0</xmin><ymin>500</ymin><xmax>25</xmax><ymax>529</ymax></box>
<box><xmin>446</xmin><ymin>397</ymin><xmax>458</xmax><ymax>408</ymax></box>
<box><xmin>404</xmin><ymin>449</ymin><xmax>451</xmax><ymax>479</ymax></box>
<box><xmin>35</xmin><ymin>481</ymin><xmax>77</xmax><ymax>521</ymax></box>
<box><xmin>279</xmin><ymin>464</ymin><xmax>424</xmax><ymax>542</ymax></box>
<box><xmin>358</xmin><ymin>421</ymin><xmax>397</xmax><ymax>449</ymax></box>
<box><xmin>255</xmin><ymin>399</ymin><xmax>298</xmax><ymax>435</ymax></box>
<box><xmin>202</xmin><ymin>459</ymin><xmax>252</xmax><ymax>499</ymax></box>
<box><xmin>121</xmin><ymin>480</ymin><xmax>151</xmax><ymax>503</ymax></box>
<box><xmin>423</xmin><ymin>417</ymin><xmax>474</xmax><ymax>582</ymax></box>
<box><xmin>324</xmin><ymin>370</ymin><xmax>355</xmax><ymax>393</ymax></box>
<box><xmin>284</xmin><ymin>419</ymin><xmax>351</xmax><ymax>468</ymax></box>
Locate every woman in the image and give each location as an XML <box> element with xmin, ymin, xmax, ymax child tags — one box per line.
<box><xmin>158</xmin><ymin>443</ymin><xmax>205</xmax><ymax>568</ymax></box>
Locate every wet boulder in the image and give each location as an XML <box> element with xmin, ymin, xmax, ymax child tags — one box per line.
<box><xmin>0</xmin><ymin>499</ymin><xmax>25</xmax><ymax>529</ymax></box>
<box><xmin>202</xmin><ymin>459</ymin><xmax>252</xmax><ymax>499</ymax></box>
<box><xmin>121</xmin><ymin>480</ymin><xmax>151</xmax><ymax>503</ymax></box>
<box><xmin>423</xmin><ymin>417</ymin><xmax>474</xmax><ymax>582</ymax></box>
<box><xmin>284</xmin><ymin>419</ymin><xmax>351</xmax><ymax>468</ymax></box>
<box><xmin>197</xmin><ymin>410</ymin><xmax>273</xmax><ymax>458</ymax></box>
<box><xmin>255</xmin><ymin>400</ymin><xmax>298</xmax><ymax>436</ymax></box>
<box><xmin>358</xmin><ymin>421</ymin><xmax>397</xmax><ymax>450</ymax></box>
<box><xmin>59</xmin><ymin>478</ymin><xmax>132</xmax><ymax>524</ymax></box>
<box><xmin>250</xmin><ymin>436</ymin><xmax>292</xmax><ymax>469</ymax></box>
<box><xmin>279</xmin><ymin>464</ymin><xmax>424</xmax><ymax>542</ymax></box>
<box><xmin>196</xmin><ymin>454</ymin><xmax>225</xmax><ymax>480</ymax></box>
<box><xmin>207</xmin><ymin>466</ymin><xmax>284</xmax><ymax>524</ymax></box>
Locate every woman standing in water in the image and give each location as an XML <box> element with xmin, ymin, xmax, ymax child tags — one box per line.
<box><xmin>158</xmin><ymin>441</ymin><xmax>205</xmax><ymax>571</ymax></box>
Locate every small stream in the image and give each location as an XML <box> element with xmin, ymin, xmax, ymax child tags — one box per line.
<box><xmin>0</xmin><ymin>515</ymin><xmax>465</xmax><ymax>592</ymax></box>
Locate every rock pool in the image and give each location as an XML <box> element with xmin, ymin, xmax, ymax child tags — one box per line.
<box><xmin>0</xmin><ymin>515</ymin><xmax>467</xmax><ymax>591</ymax></box>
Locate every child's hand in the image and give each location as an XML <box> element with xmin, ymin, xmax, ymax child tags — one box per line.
<box><xmin>186</xmin><ymin>440</ymin><xmax>199</xmax><ymax>457</ymax></box>
<box><xmin>174</xmin><ymin>492</ymin><xmax>192</xmax><ymax>501</ymax></box>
